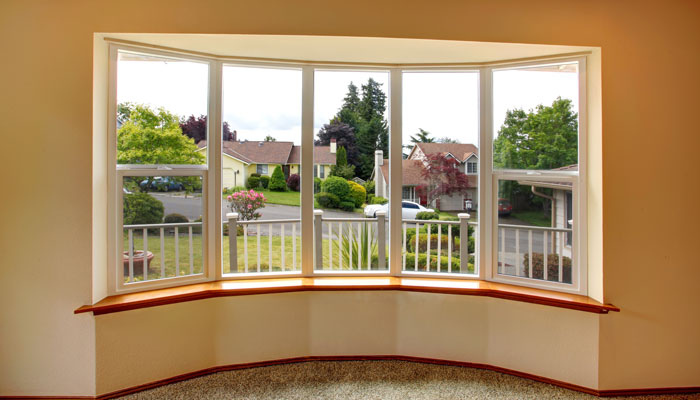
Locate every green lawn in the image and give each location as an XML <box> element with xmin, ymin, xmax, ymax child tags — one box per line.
<box><xmin>225</xmin><ymin>189</ymin><xmax>301</xmax><ymax>206</ymax></box>
<box><xmin>510</xmin><ymin>210</ymin><xmax>551</xmax><ymax>227</ymax></box>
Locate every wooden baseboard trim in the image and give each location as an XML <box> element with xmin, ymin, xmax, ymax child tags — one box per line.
<box><xmin>4</xmin><ymin>357</ymin><xmax>698</xmax><ymax>399</ymax></box>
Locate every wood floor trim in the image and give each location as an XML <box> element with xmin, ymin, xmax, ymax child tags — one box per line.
<box><xmin>3</xmin><ymin>356</ymin><xmax>698</xmax><ymax>399</ymax></box>
<box><xmin>75</xmin><ymin>277</ymin><xmax>620</xmax><ymax>315</ymax></box>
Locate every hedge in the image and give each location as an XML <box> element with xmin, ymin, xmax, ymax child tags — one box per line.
<box><xmin>269</xmin><ymin>165</ymin><xmax>287</xmax><ymax>191</ymax></box>
<box><xmin>246</xmin><ymin>176</ymin><xmax>260</xmax><ymax>189</ymax></box>
<box><xmin>347</xmin><ymin>180</ymin><xmax>366</xmax><ymax>208</ymax></box>
<box><xmin>123</xmin><ymin>193</ymin><xmax>164</xmax><ymax>225</ymax></box>
<box><xmin>315</xmin><ymin>192</ymin><xmax>340</xmax><ymax>208</ymax></box>
<box><xmin>416</xmin><ymin>211</ymin><xmax>440</xmax><ymax>220</ymax></box>
<box><xmin>371</xmin><ymin>196</ymin><xmax>388</xmax><ymax>205</ymax></box>
<box><xmin>321</xmin><ymin>176</ymin><xmax>349</xmax><ymax>200</ymax></box>
<box><xmin>339</xmin><ymin>201</ymin><xmax>355</xmax><ymax>212</ymax></box>
<box><xmin>404</xmin><ymin>253</ymin><xmax>474</xmax><ymax>274</ymax></box>
<box><xmin>522</xmin><ymin>252</ymin><xmax>572</xmax><ymax>283</ymax></box>
<box><xmin>259</xmin><ymin>175</ymin><xmax>270</xmax><ymax>189</ymax></box>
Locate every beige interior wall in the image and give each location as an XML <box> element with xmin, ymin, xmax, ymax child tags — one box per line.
<box><xmin>94</xmin><ymin>292</ymin><xmax>598</xmax><ymax>394</ymax></box>
<box><xmin>2</xmin><ymin>0</ymin><xmax>699</xmax><ymax>396</ymax></box>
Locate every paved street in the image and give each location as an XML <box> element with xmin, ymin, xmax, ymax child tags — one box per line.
<box><xmin>149</xmin><ymin>193</ymin><xmax>563</xmax><ymax>269</ymax></box>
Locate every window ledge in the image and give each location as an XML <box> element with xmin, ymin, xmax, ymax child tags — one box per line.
<box><xmin>75</xmin><ymin>277</ymin><xmax>619</xmax><ymax>316</ymax></box>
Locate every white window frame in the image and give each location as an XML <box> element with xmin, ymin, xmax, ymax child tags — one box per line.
<box><xmin>106</xmin><ymin>41</ymin><xmax>588</xmax><ymax>295</ymax></box>
<box><xmin>481</xmin><ymin>57</ymin><xmax>587</xmax><ymax>295</ymax></box>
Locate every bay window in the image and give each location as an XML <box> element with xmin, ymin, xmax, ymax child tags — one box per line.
<box><xmin>107</xmin><ymin>42</ymin><xmax>587</xmax><ymax>296</ymax></box>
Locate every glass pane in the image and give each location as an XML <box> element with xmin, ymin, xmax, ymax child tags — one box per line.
<box><xmin>493</xmin><ymin>62</ymin><xmax>579</xmax><ymax>171</ymax></box>
<box><xmin>313</xmin><ymin>70</ymin><xmax>390</xmax><ymax>271</ymax></box>
<box><xmin>221</xmin><ymin>66</ymin><xmax>302</xmax><ymax>274</ymax></box>
<box><xmin>496</xmin><ymin>179</ymin><xmax>573</xmax><ymax>284</ymax></box>
<box><xmin>401</xmin><ymin>71</ymin><xmax>479</xmax><ymax>274</ymax></box>
<box><xmin>122</xmin><ymin>176</ymin><xmax>204</xmax><ymax>283</ymax></box>
<box><xmin>116</xmin><ymin>51</ymin><xmax>209</xmax><ymax>165</ymax></box>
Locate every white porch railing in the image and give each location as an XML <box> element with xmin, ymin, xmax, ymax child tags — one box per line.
<box><xmin>123</xmin><ymin>221</ymin><xmax>203</xmax><ymax>283</ymax></box>
<box><xmin>226</xmin><ymin>213</ymin><xmax>301</xmax><ymax>274</ymax></box>
<box><xmin>225</xmin><ymin>211</ymin><xmax>476</xmax><ymax>275</ymax></box>
<box><xmin>496</xmin><ymin>224</ymin><xmax>573</xmax><ymax>283</ymax></box>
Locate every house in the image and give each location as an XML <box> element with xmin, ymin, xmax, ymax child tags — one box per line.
<box><xmin>197</xmin><ymin>138</ymin><xmax>336</xmax><ymax>188</ymax></box>
<box><xmin>4</xmin><ymin>2</ymin><xmax>700</xmax><ymax>399</ymax></box>
<box><xmin>373</xmin><ymin>143</ymin><xmax>478</xmax><ymax>211</ymax></box>
<box><xmin>517</xmin><ymin>164</ymin><xmax>578</xmax><ymax>259</ymax></box>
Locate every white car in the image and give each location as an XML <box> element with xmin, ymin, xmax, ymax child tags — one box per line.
<box><xmin>363</xmin><ymin>201</ymin><xmax>435</xmax><ymax>220</ymax></box>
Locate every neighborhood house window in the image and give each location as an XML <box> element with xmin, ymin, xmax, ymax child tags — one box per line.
<box><xmin>108</xmin><ymin>43</ymin><xmax>586</xmax><ymax>296</ymax></box>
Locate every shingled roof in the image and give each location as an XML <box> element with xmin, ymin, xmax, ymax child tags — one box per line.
<box><xmin>411</xmin><ymin>142</ymin><xmax>479</xmax><ymax>162</ymax></box>
<box><xmin>198</xmin><ymin>140</ymin><xmax>335</xmax><ymax>165</ymax></box>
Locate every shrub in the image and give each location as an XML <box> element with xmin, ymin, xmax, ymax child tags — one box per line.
<box><xmin>408</xmin><ymin>233</ymin><xmax>452</xmax><ymax>253</ymax></box>
<box><xmin>222</xmin><ymin>222</ymin><xmax>244</xmax><ymax>237</ymax></box>
<box><xmin>259</xmin><ymin>175</ymin><xmax>270</xmax><ymax>189</ymax></box>
<box><xmin>223</xmin><ymin>187</ymin><xmax>233</xmax><ymax>195</ymax></box>
<box><xmin>313</xmin><ymin>177</ymin><xmax>322</xmax><ymax>193</ymax></box>
<box><xmin>404</xmin><ymin>253</ymin><xmax>473</xmax><ymax>274</ymax></box>
<box><xmin>192</xmin><ymin>215</ymin><xmax>203</xmax><ymax>234</ymax></box>
<box><xmin>371</xmin><ymin>196</ymin><xmax>388</xmax><ymax>205</ymax></box>
<box><xmin>163</xmin><ymin>213</ymin><xmax>189</xmax><ymax>224</ymax></box>
<box><xmin>250</xmin><ymin>173</ymin><xmax>261</xmax><ymax>178</ymax></box>
<box><xmin>123</xmin><ymin>193</ymin><xmax>164</xmax><ymax>225</ymax></box>
<box><xmin>246</xmin><ymin>176</ymin><xmax>260</xmax><ymax>189</ymax></box>
<box><xmin>269</xmin><ymin>165</ymin><xmax>287</xmax><ymax>191</ymax></box>
<box><xmin>321</xmin><ymin>176</ymin><xmax>350</xmax><ymax>201</ymax></box>
<box><xmin>416</xmin><ymin>211</ymin><xmax>440</xmax><ymax>220</ymax></box>
<box><xmin>226</xmin><ymin>189</ymin><xmax>266</xmax><ymax>221</ymax></box>
<box><xmin>364</xmin><ymin>180</ymin><xmax>375</xmax><ymax>196</ymax></box>
<box><xmin>347</xmin><ymin>180</ymin><xmax>366</xmax><ymax>208</ymax></box>
<box><xmin>286</xmin><ymin>173</ymin><xmax>300</xmax><ymax>191</ymax></box>
<box><xmin>367</xmin><ymin>194</ymin><xmax>375</xmax><ymax>204</ymax></box>
<box><xmin>315</xmin><ymin>192</ymin><xmax>340</xmax><ymax>208</ymax></box>
<box><xmin>339</xmin><ymin>201</ymin><xmax>355</xmax><ymax>212</ymax></box>
<box><xmin>232</xmin><ymin>186</ymin><xmax>245</xmax><ymax>192</ymax></box>
<box><xmin>523</xmin><ymin>253</ymin><xmax>572</xmax><ymax>283</ymax></box>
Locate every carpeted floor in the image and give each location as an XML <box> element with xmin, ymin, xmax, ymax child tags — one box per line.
<box><xmin>116</xmin><ymin>360</ymin><xmax>700</xmax><ymax>400</ymax></box>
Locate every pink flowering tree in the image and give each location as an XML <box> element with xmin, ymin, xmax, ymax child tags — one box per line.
<box><xmin>227</xmin><ymin>189</ymin><xmax>266</xmax><ymax>221</ymax></box>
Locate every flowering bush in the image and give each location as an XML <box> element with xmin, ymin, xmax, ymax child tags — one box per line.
<box><xmin>227</xmin><ymin>189</ymin><xmax>266</xmax><ymax>221</ymax></box>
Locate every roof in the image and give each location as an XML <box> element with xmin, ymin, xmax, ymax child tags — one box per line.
<box><xmin>198</xmin><ymin>140</ymin><xmax>335</xmax><ymax>165</ymax></box>
<box><xmin>378</xmin><ymin>159</ymin><xmax>477</xmax><ymax>187</ymax></box>
<box><xmin>411</xmin><ymin>143</ymin><xmax>479</xmax><ymax>163</ymax></box>
<box><xmin>287</xmin><ymin>145</ymin><xmax>336</xmax><ymax>165</ymax></box>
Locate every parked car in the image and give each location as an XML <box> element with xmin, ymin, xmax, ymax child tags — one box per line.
<box><xmin>498</xmin><ymin>198</ymin><xmax>512</xmax><ymax>216</ymax></box>
<box><xmin>139</xmin><ymin>177</ymin><xmax>184</xmax><ymax>192</ymax></box>
<box><xmin>363</xmin><ymin>201</ymin><xmax>434</xmax><ymax>220</ymax></box>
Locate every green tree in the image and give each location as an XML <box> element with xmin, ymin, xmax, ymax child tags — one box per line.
<box><xmin>493</xmin><ymin>97</ymin><xmax>578</xmax><ymax>170</ymax></box>
<box><xmin>264</xmin><ymin>135</ymin><xmax>276</xmax><ymax>142</ymax></box>
<box><xmin>410</xmin><ymin>128</ymin><xmax>435</xmax><ymax>144</ymax></box>
<box><xmin>269</xmin><ymin>165</ymin><xmax>287</xmax><ymax>191</ymax></box>
<box><xmin>117</xmin><ymin>104</ymin><xmax>205</xmax><ymax>165</ymax></box>
<box><xmin>342</xmin><ymin>82</ymin><xmax>360</xmax><ymax>113</ymax></box>
<box><xmin>330</xmin><ymin>146</ymin><xmax>355</xmax><ymax>179</ymax></box>
<box><xmin>117</xmin><ymin>104</ymin><xmax>205</xmax><ymax>193</ymax></box>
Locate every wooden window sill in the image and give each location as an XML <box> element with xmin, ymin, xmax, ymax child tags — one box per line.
<box><xmin>75</xmin><ymin>277</ymin><xmax>619</xmax><ymax>315</ymax></box>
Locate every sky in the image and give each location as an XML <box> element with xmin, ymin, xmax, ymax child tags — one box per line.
<box><xmin>116</xmin><ymin>57</ymin><xmax>578</xmax><ymax>150</ymax></box>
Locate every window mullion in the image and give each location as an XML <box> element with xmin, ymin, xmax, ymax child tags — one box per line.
<box><xmin>389</xmin><ymin>69</ymin><xmax>403</xmax><ymax>276</ymax></box>
<box><xmin>301</xmin><ymin>66</ymin><xmax>315</xmax><ymax>276</ymax></box>
<box><xmin>479</xmin><ymin>67</ymin><xmax>493</xmax><ymax>281</ymax></box>
<box><xmin>209</xmin><ymin>60</ymin><xmax>223</xmax><ymax>281</ymax></box>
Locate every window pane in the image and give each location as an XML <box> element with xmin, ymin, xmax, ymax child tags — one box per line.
<box><xmin>221</xmin><ymin>66</ymin><xmax>302</xmax><ymax>274</ymax></box>
<box><xmin>313</xmin><ymin>70</ymin><xmax>390</xmax><ymax>271</ymax></box>
<box><xmin>116</xmin><ymin>51</ymin><xmax>209</xmax><ymax>165</ymax></box>
<box><xmin>496</xmin><ymin>179</ymin><xmax>573</xmax><ymax>284</ymax></box>
<box><xmin>401</xmin><ymin>71</ymin><xmax>479</xmax><ymax>275</ymax></box>
<box><xmin>493</xmin><ymin>62</ymin><xmax>579</xmax><ymax>171</ymax></box>
<box><xmin>122</xmin><ymin>176</ymin><xmax>204</xmax><ymax>283</ymax></box>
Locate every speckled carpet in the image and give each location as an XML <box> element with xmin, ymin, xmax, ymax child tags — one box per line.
<box><xmin>116</xmin><ymin>360</ymin><xmax>699</xmax><ymax>400</ymax></box>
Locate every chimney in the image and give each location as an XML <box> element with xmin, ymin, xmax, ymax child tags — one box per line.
<box><xmin>375</xmin><ymin>150</ymin><xmax>385</xmax><ymax>198</ymax></box>
<box><xmin>330</xmin><ymin>138</ymin><xmax>337</xmax><ymax>154</ymax></box>
<box><xmin>232</xmin><ymin>130</ymin><xmax>237</xmax><ymax>142</ymax></box>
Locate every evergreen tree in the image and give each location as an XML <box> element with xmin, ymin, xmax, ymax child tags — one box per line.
<box><xmin>269</xmin><ymin>165</ymin><xmax>287</xmax><ymax>191</ymax></box>
<box><xmin>330</xmin><ymin>146</ymin><xmax>355</xmax><ymax>179</ymax></box>
<box><xmin>410</xmin><ymin>128</ymin><xmax>435</xmax><ymax>144</ymax></box>
<box><xmin>342</xmin><ymin>82</ymin><xmax>360</xmax><ymax>113</ymax></box>
<box><xmin>315</xmin><ymin>119</ymin><xmax>359</xmax><ymax>167</ymax></box>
